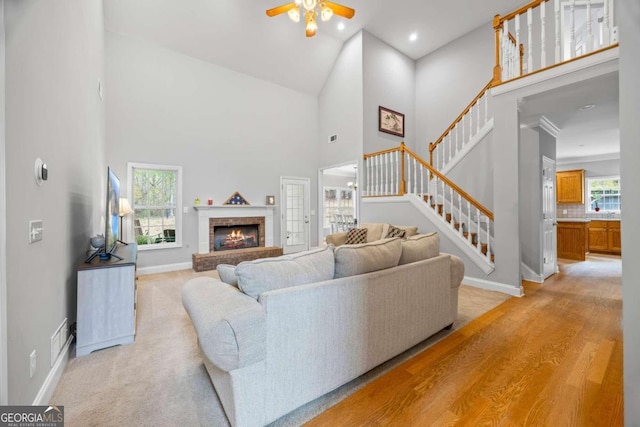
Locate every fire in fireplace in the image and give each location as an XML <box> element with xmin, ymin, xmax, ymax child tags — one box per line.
<box><xmin>213</xmin><ymin>225</ymin><xmax>260</xmax><ymax>251</ymax></box>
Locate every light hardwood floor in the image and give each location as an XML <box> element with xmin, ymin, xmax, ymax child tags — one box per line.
<box><xmin>306</xmin><ymin>254</ymin><xmax>623</xmax><ymax>426</ymax></box>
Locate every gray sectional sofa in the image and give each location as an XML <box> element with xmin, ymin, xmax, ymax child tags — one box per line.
<box><xmin>182</xmin><ymin>233</ymin><xmax>464</xmax><ymax>427</ymax></box>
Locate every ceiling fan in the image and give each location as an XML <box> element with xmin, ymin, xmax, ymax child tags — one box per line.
<box><xmin>266</xmin><ymin>0</ymin><xmax>355</xmax><ymax>37</ymax></box>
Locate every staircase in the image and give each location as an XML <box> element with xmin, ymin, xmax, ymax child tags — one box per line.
<box><xmin>363</xmin><ymin>143</ymin><xmax>495</xmax><ymax>273</ymax></box>
<box><xmin>362</xmin><ymin>0</ymin><xmax>619</xmax><ymax>277</ymax></box>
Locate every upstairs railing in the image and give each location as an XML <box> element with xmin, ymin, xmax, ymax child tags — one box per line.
<box><xmin>493</xmin><ymin>0</ymin><xmax>617</xmax><ymax>85</ymax></box>
<box><xmin>364</xmin><ymin>143</ymin><xmax>494</xmax><ymax>263</ymax></box>
<box><xmin>428</xmin><ymin>79</ymin><xmax>494</xmax><ymax>173</ymax></box>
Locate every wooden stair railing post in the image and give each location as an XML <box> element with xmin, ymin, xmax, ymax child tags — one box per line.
<box><xmin>493</xmin><ymin>14</ymin><xmax>503</xmax><ymax>85</ymax></box>
<box><xmin>399</xmin><ymin>142</ymin><xmax>406</xmax><ymax>195</ymax></box>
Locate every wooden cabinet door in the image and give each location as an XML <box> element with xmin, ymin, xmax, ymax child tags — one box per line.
<box><xmin>557</xmin><ymin>223</ymin><xmax>586</xmax><ymax>260</ymax></box>
<box><xmin>608</xmin><ymin>221</ymin><xmax>621</xmax><ymax>253</ymax></box>
<box><xmin>589</xmin><ymin>223</ymin><xmax>609</xmax><ymax>252</ymax></box>
<box><xmin>556</xmin><ymin>170</ymin><xmax>584</xmax><ymax>204</ymax></box>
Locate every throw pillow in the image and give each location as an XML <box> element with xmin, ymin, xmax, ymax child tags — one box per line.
<box><xmin>345</xmin><ymin>228</ymin><xmax>368</xmax><ymax>245</ymax></box>
<box><xmin>385</xmin><ymin>225</ymin><xmax>407</xmax><ymax>239</ymax></box>
<box><xmin>334</xmin><ymin>237</ymin><xmax>402</xmax><ymax>278</ymax></box>
<box><xmin>398</xmin><ymin>232</ymin><xmax>440</xmax><ymax>265</ymax></box>
<box><xmin>236</xmin><ymin>245</ymin><xmax>335</xmax><ymax>299</ymax></box>
<box><xmin>216</xmin><ymin>264</ymin><xmax>238</xmax><ymax>287</ymax></box>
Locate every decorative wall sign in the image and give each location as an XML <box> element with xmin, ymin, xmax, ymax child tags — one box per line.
<box><xmin>266</xmin><ymin>195</ymin><xmax>276</xmax><ymax>205</ymax></box>
<box><xmin>378</xmin><ymin>106</ymin><xmax>405</xmax><ymax>137</ymax></box>
<box><xmin>224</xmin><ymin>192</ymin><xmax>251</xmax><ymax>205</ymax></box>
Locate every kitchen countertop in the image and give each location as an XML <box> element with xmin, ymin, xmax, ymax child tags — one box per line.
<box><xmin>557</xmin><ymin>218</ymin><xmax>621</xmax><ymax>222</ymax></box>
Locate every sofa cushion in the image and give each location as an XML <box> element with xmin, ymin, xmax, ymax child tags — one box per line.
<box><xmin>236</xmin><ymin>245</ymin><xmax>335</xmax><ymax>299</ymax></box>
<box><xmin>359</xmin><ymin>222</ymin><xmax>386</xmax><ymax>242</ymax></box>
<box><xmin>334</xmin><ymin>237</ymin><xmax>402</xmax><ymax>278</ymax></box>
<box><xmin>397</xmin><ymin>225</ymin><xmax>419</xmax><ymax>238</ymax></box>
<box><xmin>385</xmin><ymin>225</ymin><xmax>407</xmax><ymax>238</ymax></box>
<box><xmin>399</xmin><ymin>232</ymin><xmax>440</xmax><ymax>265</ymax></box>
<box><xmin>216</xmin><ymin>264</ymin><xmax>238</xmax><ymax>287</ymax></box>
<box><xmin>345</xmin><ymin>228</ymin><xmax>368</xmax><ymax>245</ymax></box>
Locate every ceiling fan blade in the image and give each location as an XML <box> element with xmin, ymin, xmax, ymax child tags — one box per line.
<box><xmin>266</xmin><ymin>2</ymin><xmax>297</xmax><ymax>17</ymax></box>
<box><xmin>323</xmin><ymin>1</ymin><xmax>355</xmax><ymax>19</ymax></box>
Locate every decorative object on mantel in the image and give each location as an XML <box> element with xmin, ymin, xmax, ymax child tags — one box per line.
<box><xmin>378</xmin><ymin>106</ymin><xmax>405</xmax><ymax>137</ymax></box>
<box><xmin>266</xmin><ymin>195</ymin><xmax>276</xmax><ymax>205</ymax></box>
<box><xmin>207</xmin><ymin>198</ymin><xmax>213</xmax><ymax>206</ymax></box>
<box><xmin>224</xmin><ymin>192</ymin><xmax>251</xmax><ymax>205</ymax></box>
<box><xmin>194</xmin><ymin>198</ymin><xmax>201</xmax><ymax>206</ymax></box>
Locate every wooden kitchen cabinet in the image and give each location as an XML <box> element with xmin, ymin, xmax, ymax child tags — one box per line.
<box><xmin>556</xmin><ymin>169</ymin><xmax>585</xmax><ymax>204</ymax></box>
<box><xmin>589</xmin><ymin>220</ymin><xmax>621</xmax><ymax>255</ymax></box>
<box><xmin>557</xmin><ymin>221</ymin><xmax>589</xmax><ymax>261</ymax></box>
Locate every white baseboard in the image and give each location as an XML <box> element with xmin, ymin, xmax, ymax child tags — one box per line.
<box><xmin>137</xmin><ymin>262</ymin><xmax>192</xmax><ymax>276</ymax></box>
<box><xmin>463</xmin><ymin>276</ymin><xmax>524</xmax><ymax>297</ymax></box>
<box><xmin>520</xmin><ymin>262</ymin><xmax>544</xmax><ymax>283</ymax></box>
<box><xmin>33</xmin><ymin>336</ymin><xmax>73</xmax><ymax>405</ymax></box>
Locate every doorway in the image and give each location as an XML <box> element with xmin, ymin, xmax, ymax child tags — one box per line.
<box><xmin>280</xmin><ymin>177</ymin><xmax>311</xmax><ymax>254</ymax></box>
<box><xmin>542</xmin><ymin>156</ymin><xmax>558</xmax><ymax>278</ymax></box>
<box><xmin>318</xmin><ymin>162</ymin><xmax>358</xmax><ymax>243</ymax></box>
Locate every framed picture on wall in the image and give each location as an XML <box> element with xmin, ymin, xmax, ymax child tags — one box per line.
<box><xmin>378</xmin><ymin>106</ymin><xmax>405</xmax><ymax>137</ymax></box>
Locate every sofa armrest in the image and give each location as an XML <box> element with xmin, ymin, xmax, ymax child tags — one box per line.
<box><xmin>449</xmin><ymin>254</ymin><xmax>464</xmax><ymax>288</ymax></box>
<box><xmin>326</xmin><ymin>231</ymin><xmax>348</xmax><ymax>246</ymax></box>
<box><xmin>182</xmin><ymin>277</ymin><xmax>266</xmax><ymax>372</ymax></box>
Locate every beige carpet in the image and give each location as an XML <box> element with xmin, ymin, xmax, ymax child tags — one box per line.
<box><xmin>51</xmin><ymin>269</ymin><xmax>510</xmax><ymax>427</ymax></box>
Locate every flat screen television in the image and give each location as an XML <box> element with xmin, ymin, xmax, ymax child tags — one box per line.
<box><xmin>85</xmin><ymin>167</ymin><xmax>122</xmax><ymax>262</ymax></box>
<box><xmin>104</xmin><ymin>167</ymin><xmax>120</xmax><ymax>257</ymax></box>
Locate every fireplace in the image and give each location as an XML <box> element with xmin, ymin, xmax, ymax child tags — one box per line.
<box><xmin>214</xmin><ymin>225</ymin><xmax>259</xmax><ymax>251</ymax></box>
<box><xmin>209</xmin><ymin>216</ymin><xmax>266</xmax><ymax>252</ymax></box>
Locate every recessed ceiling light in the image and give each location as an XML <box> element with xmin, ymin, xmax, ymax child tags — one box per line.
<box><xmin>579</xmin><ymin>104</ymin><xmax>595</xmax><ymax>110</ymax></box>
<box><xmin>337</xmin><ymin>22</ymin><xmax>345</xmax><ymax>31</ymax></box>
<box><xmin>409</xmin><ymin>32</ymin><xmax>418</xmax><ymax>42</ymax></box>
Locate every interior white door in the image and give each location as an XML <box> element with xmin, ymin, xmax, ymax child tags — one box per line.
<box><xmin>281</xmin><ymin>177</ymin><xmax>310</xmax><ymax>254</ymax></box>
<box><xmin>542</xmin><ymin>156</ymin><xmax>558</xmax><ymax>279</ymax></box>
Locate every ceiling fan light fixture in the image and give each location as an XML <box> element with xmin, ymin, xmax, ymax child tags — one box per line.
<box><xmin>302</xmin><ymin>0</ymin><xmax>317</xmax><ymax>11</ymax></box>
<box><xmin>320</xmin><ymin>4</ymin><xmax>333</xmax><ymax>21</ymax></box>
<box><xmin>305</xmin><ymin>10</ymin><xmax>318</xmax><ymax>36</ymax></box>
<box><xmin>288</xmin><ymin>8</ymin><xmax>301</xmax><ymax>23</ymax></box>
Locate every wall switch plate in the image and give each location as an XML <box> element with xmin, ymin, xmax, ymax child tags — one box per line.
<box><xmin>30</xmin><ymin>350</ymin><xmax>36</xmax><ymax>378</ymax></box>
<box><xmin>183</xmin><ymin>206</ymin><xmax>189</xmax><ymax>214</ymax></box>
<box><xmin>562</xmin><ymin>209</ymin><xmax>568</xmax><ymax>215</ymax></box>
<box><xmin>29</xmin><ymin>220</ymin><xmax>43</xmax><ymax>243</ymax></box>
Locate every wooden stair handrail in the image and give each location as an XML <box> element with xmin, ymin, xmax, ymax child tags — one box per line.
<box><xmin>428</xmin><ymin>79</ymin><xmax>493</xmax><ymax>154</ymax></box>
<box><xmin>364</xmin><ymin>143</ymin><xmax>494</xmax><ymax>221</ymax></box>
<box><xmin>499</xmin><ymin>0</ymin><xmax>551</xmax><ymax>24</ymax></box>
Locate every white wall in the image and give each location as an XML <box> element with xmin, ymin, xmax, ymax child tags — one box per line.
<box><xmin>619</xmin><ymin>0</ymin><xmax>640</xmax><ymax>422</ymax></box>
<box><xmin>362</xmin><ymin>31</ymin><xmax>415</xmax><ymax>154</ymax></box>
<box><xmin>318</xmin><ymin>32</ymin><xmax>363</xmax><ymax>169</ymax></box>
<box><xmin>0</xmin><ymin>0</ymin><xmax>8</xmax><ymax>405</ymax></box>
<box><xmin>4</xmin><ymin>0</ymin><xmax>105</xmax><ymax>403</ymax></box>
<box><xmin>415</xmin><ymin>23</ymin><xmax>495</xmax><ymax>161</ymax></box>
<box><xmin>106</xmin><ymin>32</ymin><xmax>320</xmax><ymax>268</ymax></box>
<box><xmin>557</xmin><ymin>157</ymin><xmax>620</xmax><ymax>175</ymax></box>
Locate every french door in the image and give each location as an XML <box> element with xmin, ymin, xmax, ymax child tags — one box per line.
<box><xmin>281</xmin><ymin>177</ymin><xmax>310</xmax><ymax>254</ymax></box>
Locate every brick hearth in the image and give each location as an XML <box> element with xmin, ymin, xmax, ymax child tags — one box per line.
<box><xmin>192</xmin><ymin>246</ymin><xmax>283</xmax><ymax>272</ymax></box>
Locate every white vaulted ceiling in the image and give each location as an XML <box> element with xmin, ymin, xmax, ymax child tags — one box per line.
<box><xmin>104</xmin><ymin>0</ymin><xmax>518</xmax><ymax>95</ymax></box>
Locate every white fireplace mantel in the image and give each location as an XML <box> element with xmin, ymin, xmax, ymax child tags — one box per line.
<box><xmin>195</xmin><ymin>205</ymin><xmax>277</xmax><ymax>254</ymax></box>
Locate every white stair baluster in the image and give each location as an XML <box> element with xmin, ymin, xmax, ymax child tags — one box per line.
<box><xmin>468</xmin><ymin>104</ymin><xmax>474</xmax><ymax>140</ymax></box>
<box><xmin>555</xmin><ymin>0</ymin><xmax>561</xmax><ymax>62</ymax></box>
<box><xmin>586</xmin><ymin>0</ymin><xmax>593</xmax><ymax>53</ymax></box>
<box><xmin>603</xmin><ymin>0</ymin><xmax>611</xmax><ymax>46</ymax></box>
<box><xmin>503</xmin><ymin>20</ymin><xmax>509</xmax><ymax>79</ymax></box>
<box><xmin>569</xmin><ymin>0</ymin><xmax>576</xmax><ymax>59</ymax></box>
<box><xmin>458</xmin><ymin>194</ymin><xmax>463</xmax><ymax>236</ymax></box>
<box><xmin>420</xmin><ymin>164</ymin><xmax>424</xmax><ymax>197</ymax></box>
<box><xmin>515</xmin><ymin>14</ymin><xmax>521</xmax><ymax>76</ymax></box>
<box><xmin>394</xmin><ymin>151</ymin><xmax>399</xmax><ymax>194</ymax></box>
<box><xmin>476</xmin><ymin>208</ymin><xmax>482</xmax><ymax>254</ymax></box>
<box><xmin>441</xmin><ymin>137</ymin><xmax>445</xmax><ymax>170</ymax></box>
<box><xmin>364</xmin><ymin>158</ymin><xmax>369</xmax><ymax>196</ymax></box>
<box><xmin>527</xmin><ymin>8</ymin><xmax>533</xmax><ymax>72</ymax></box>
<box><xmin>373</xmin><ymin>156</ymin><xmax>377</xmax><ymax>195</ymax></box>
<box><xmin>449</xmin><ymin>186</ymin><xmax>454</xmax><ymax>228</ymax></box>
<box><xmin>476</xmin><ymin>99</ymin><xmax>481</xmax><ymax>134</ymax></box>
<box><xmin>541</xmin><ymin>1</ymin><xmax>547</xmax><ymax>68</ymax></box>
<box><xmin>405</xmin><ymin>153</ymin><xmax>411</xmax><ymax>193</ymax></box>
<box><xmin>467</xmin><ymin>201</ymin><xmax>473</xmax><ymax>244</ymax></box>
<box><xmin>413</xmin><ymin>158</ymin><xmax>417</xmax><ymax>194</ymax></box>
<box><xmin>486</xmin><ymin>218</ymin><xmax>492</xmax><ymax>262</ymax></box>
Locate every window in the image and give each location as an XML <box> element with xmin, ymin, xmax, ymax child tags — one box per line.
<box><xmin>586</xmin><ymin>176</ymin><xmax>621</xmax><ymax>212</ymax></box>
<box><xmin>128</xmin><ymin>162</ymin><xmax>182</xmax><ymax>249</ymax></box>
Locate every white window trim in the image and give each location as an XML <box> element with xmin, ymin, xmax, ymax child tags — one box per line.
<box><xmin>127</xmin><ymin>162</ymin><xmax>183</xmax><ymax>251</ymax></box>
<box><xmin>585</xmin><ymin>175</ymin><xmax>621</xmax><ymax>213</ymax></box>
